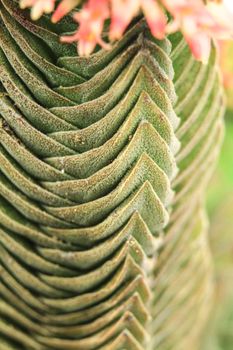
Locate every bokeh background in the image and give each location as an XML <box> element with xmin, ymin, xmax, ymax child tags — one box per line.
<box><xmin>202</xmin><ymin>41</ymin><xmax>233</xmax><ymax>349</ymax></box>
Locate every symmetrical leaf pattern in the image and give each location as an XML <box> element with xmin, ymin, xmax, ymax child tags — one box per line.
<box><xmin>0</xmin><ymin>1</ymin><xmax>225</xmax><ymax>349</ymax></box>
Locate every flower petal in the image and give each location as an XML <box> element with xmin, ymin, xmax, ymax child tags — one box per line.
<box><xmin>142</xmin><ymin>0</ymin><xmax>167</xmax><ymax>39</ymax></box>
<box><xmin>186</xmin><ymin>31</ymin><xmax>211</xmax><ymax>64</ymax></box>
<box><xmin>110</xmin><ymin>0</ymin><xmax>140</xmax><ymax>40</ymax></box>
<box><xmin>20</xmin><ymin>0</ymin><xmax>55</xmax><ymax>19</ymax></box>
<box><xmin>52</xmin><ymin>0</ymin><xmax>81</xmax><ymax>23</ymax></box>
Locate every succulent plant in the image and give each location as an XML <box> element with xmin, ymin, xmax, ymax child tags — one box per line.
<box><xmin>0</xmin><ymin>0</ymin><xmax>225</xmax><ymax>349</ymax></box>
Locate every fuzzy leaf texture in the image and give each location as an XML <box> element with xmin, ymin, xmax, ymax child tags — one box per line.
<box><xmin>0</xmin><ymin>0</ymin><xmax>226</xmax><ymax>349</ymax></box>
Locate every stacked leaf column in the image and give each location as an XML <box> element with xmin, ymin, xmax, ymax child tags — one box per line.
<box><xmin>0</xmin><ymin>0</ymin><xmax>225</xmax><ymax>349</ymax></box>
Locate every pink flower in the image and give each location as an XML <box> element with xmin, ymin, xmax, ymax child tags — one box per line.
<box><xmin>19</xmin><ymin>0</ymin><xmax>55</xmax><ymax>20</ymax></box>
<box><xmin>61</xmin><ymin>0</ymin><xmax>111</xmax><ymax>56</ymax></box>
<box><xmin>164</xmin><ymin>0</ymin><xmax>233</xmax><ymax>63</ymax></box>
<box><xmin>19</xmin><ymin>0</ymin><xmax>233</xmax><ymax>61</ymax></box>
<box><xmin>110</xmin><ymin>0</ymin><xmax>167</xmax><ymax>40</ymax></box>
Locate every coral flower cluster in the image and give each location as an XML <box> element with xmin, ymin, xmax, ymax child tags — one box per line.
<box><xmin>20</xmin><ymin>0</ymin><xmax>233</xmax><ymax>62</ymax></box>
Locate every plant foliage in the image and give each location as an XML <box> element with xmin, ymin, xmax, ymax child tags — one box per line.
<box><xmin>0</xmin><ymin>0</ymin><xmax>225</xmax><ymax>348</ymax></box>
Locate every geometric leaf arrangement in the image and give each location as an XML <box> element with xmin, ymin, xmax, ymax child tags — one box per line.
<box><xmin>0</xmin><ymin>0</ymin><xmax>225</xmax><ymax>349</ymax></box>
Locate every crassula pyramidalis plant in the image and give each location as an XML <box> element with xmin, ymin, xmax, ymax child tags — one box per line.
<box><xmin>0</xmin><ymin>0</ymin><xmax>232</xmax><ymax>349</ymax></box>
